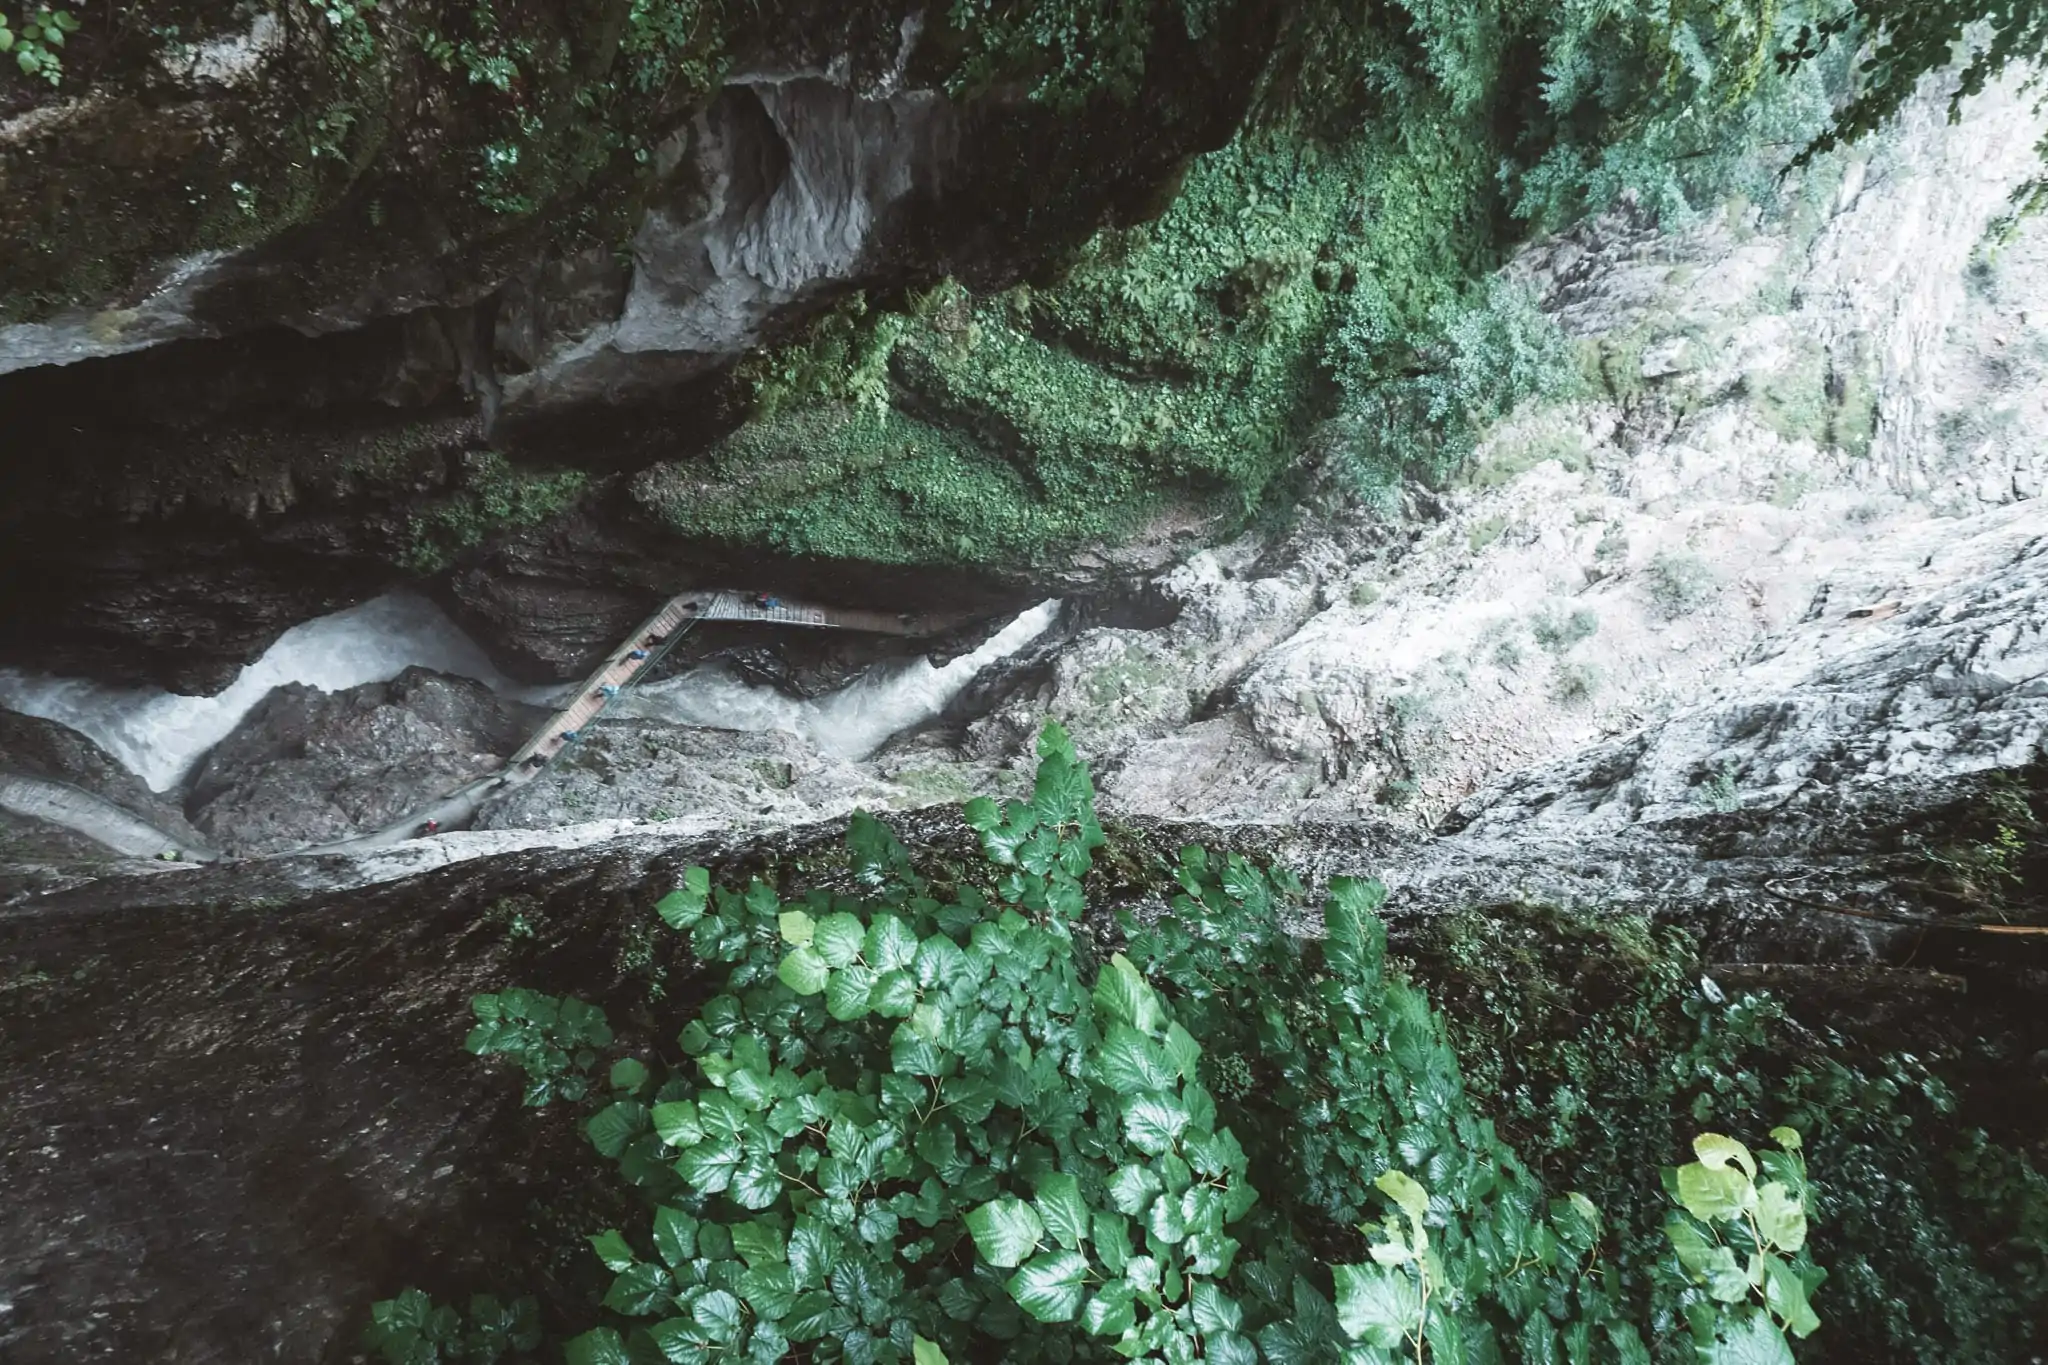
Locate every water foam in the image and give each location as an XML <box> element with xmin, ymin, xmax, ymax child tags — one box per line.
<box><xmin>0</xmin><ymin>594</ymin><xmax>1061</xmax><ymax>793</ymax></box>
<box><xmin>618</xmin><ymin>600</ymin><xmax>1062</xmax><ymax>758</ymax></box>
<box><xmin>0</xmin><ymin>593</ymin><xmax>514</xmax><ymax>792</ymax></box>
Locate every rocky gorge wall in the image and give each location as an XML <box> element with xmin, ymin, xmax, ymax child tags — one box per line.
<box><xmin>0</xmin><ymin>0</ymin><xmax>1278</xmax><ymax>691</ymax></box>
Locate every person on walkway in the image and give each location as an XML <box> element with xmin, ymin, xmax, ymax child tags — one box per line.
<box><xmin>628</xmin><ymin>648</ymin><xmax>649</xmax><ymax>661</ymax></box>
<box><xmin>422</xmin><ymin>818</ymin><xmax>439</xmax><ymax>836</ymax></box>
<box><xmin>561</xmin><ymin>729</ymin><xmax>580</xmax><ymax>743</ymax></box>
<box><xmin>645</xmin><ymin>632</ymin><xmax>666</xmax><ymax>646</ymax></box>
<box><xmin>599</xmin><ymin>683</ymin><xmax>619</xmax><ymax>698</ymax></box>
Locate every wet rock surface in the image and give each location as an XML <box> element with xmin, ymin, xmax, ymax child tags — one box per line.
<box><xmin>185</xmin><ymin>667</ymin><xmax>540</xmax><ymax>856</ymax></box>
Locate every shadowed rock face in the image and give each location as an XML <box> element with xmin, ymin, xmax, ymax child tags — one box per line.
<box><xmin>0</xmin><ymin>3</ymin><xmax>1275</xmax><ymax>692</ymax></box>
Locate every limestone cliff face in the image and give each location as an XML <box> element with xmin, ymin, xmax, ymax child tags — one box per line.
<box><xmin>0</xmin><ymin>2</ymin><xmax>1275</xmax><ymax>691</ymax></box>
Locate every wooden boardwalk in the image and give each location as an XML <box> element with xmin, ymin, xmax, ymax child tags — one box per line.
<box><xmin>303</xmin><ymin>588</ymin><xmax>922</xmax><ymax>853</ymax></box>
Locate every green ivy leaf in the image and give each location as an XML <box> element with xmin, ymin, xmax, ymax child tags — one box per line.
<box><xmin>1081</xmin><ymin>1281</ymin><xmax>1138</xmax><ymax>1336</ymax></box>
<box><xmin>1375</xmin><ymin>1170</ymin><xmax>1429</xmax><ymax>1228</ymax></box>
<box><xmin>674</xmin><ymin>1136</ymin><xmax>742</xmax><ymax>1193</ymax></box>
<box><xmin>653</xmin><ymin>1100</ymin><xmax>705</xmax><ymax>1148</ymax></box>
<box><xmin>1108</xmin><ymin>1165</ymin><xmax>1163</xmax><ymax>1216</ymax></box>
<box><xmin>610</xmin><ymin>1057</ymin><xmax>650</xmax><ymax>1093</ymax></box>
<box><xmin>1123</xmin><ymin>1093</ymin><xmax>1191</xmax><ymax>1156</ymax></box>
<box><xmin>1334</xmin><ymin>1263</ymin><xmax>1418</xmax><ymax>1349</ymax></box>
<box><xmin>779</xmin><ymin>946</ymin><xmax>832</xmax><ymax>996</ymax></box>
<box><xmin>731</xmin><ymin>1219</ymin><xmax>786</xmax><ymax>1269</ymax></box>
<box><xmin>1677</xmin><ymin>1162</ymin><xmax>1755</xmax><ymax>1223</ymax></box>
<box><xmin>779</xmin><ymin>909</ymin><xmax>816</xmax><ymax>946</ymax></box>
<box><xmin>814</xmin><ymin>913</ymin><xmax>867</xmax><ymax>968</ymax></box>
<box><xmin>865</xmin><ymin>914</ymin><xmax>920</xmax><ymax>972</ymax></box>
<box><xmin>912</xmin><ymin>1336</ymin><xmax>949</xmax><ymax>1365</ymax></box>
<box><xmin>1754</xmin><ymin>1182</ymin><xmax>1806</xmax><ymax>1253</ymax></box>
<box><xmin>1763</xmin><ymin>1259</ymin><xmax>1821</xmax><ymax>1338</ymax></box>
<box><xmin>1190</xmin><ymin>1281</ymin><xmax>1244</xmax><ymax>1335</ymax></box>
<box><xmin>1093</xmin><ymin>954</ymin><xmax>1163</xmax><ymax>1034</ymax></box>
<box><xmin>1693</xmin><ymin>1133</ymin><xmax>1758</xmax><ymax>1180</ymax></box>
<box><xmin>1095</xmin><ymin>1025</ymin><xmax>1177</xmax><ymax>1093</ymax></box>
<box><xmin>692</xmin><ymin>1289</ymin><xmax>744</xmax><ymax>1344</ymax></box>
<box><xmin>739</xmin><ymin>1264</ymin><xmax>799</xmax><ymax>1321</ymax></box>
<box><xmin>730</xmin><ymin>1156</ymin><xmax>784</xmax><ymax>1209</ymax></box>
<box><xmin>588</xmin><ymin>1229</ymin><xmax>636</xmax><ymax>1271</ymax></box>
<box><xmin>871</xmin><ymin>969</ymin><xmax>919</xmax><ymax>1018</ymax></box>
<box><xmin>1206</xmin><ymin>1329</ymin><xmax>1259</xmax><ymax>1365</ymax></box>
<box><xmin>602</xmin><ymin>1261</ymin><xmax>673</xmax><ymax>1316</ymax></box>
<box><xmin>564</xmin><ymin>1327</ymin><xmax>631</xmax><ymax>1365</ymax></box>
<box><xmin>1667</xmin><ymin>1219</ymin><xmax>1751</xmax><ymax>1302</ymax></box>
<box><xmin>1033</xmin><ymin>1172</ymin><xmax>1091</xmax><ymax>1252</ymax></box>
<box><xmin>1697</xmin><ymin>1307</ymin><xmax>1795</xmax><ymax>1365</ymax></box>
<box><xmin>1146</xmin><ymin>1192</ymin><xmax>1188</xmax><ymax>1244</ymax></box>
<box><xmin>656</xmin><ymin>869</ymin><xmax>712</xmax><ymax>929</ymax></box>
<box><xmin>1007</xmin><ymin>1249</ymin><xmax>1091</xmax><ymax>1323</ymax></box>
<box><xmin>966</xmin><ymin>1197</ymin><xmax>1045</xmax><ymax>1268</ymax></box>
<box><xmin>652</xmin><ymin>1207</ymin><xmax>697</xmax><ymax>1267</ymax></box>
<box><xmin>1768</xmin><ymin>1126</ymin><xmax>1803</xmax><ymax>1152</ymax></box>
<box><xmin>827</xmin><ymin>963</ymin><xmax>877</xmax><ymax>1020</ymax></box>
<box><xmin>586</xmin><ymin>1101</ymin><xmax>649</xmax><ymax>1158</ymax></box>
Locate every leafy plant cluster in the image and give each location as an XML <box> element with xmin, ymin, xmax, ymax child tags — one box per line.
<box><xmin>690</xmin><ymin>0</ymin><xmax>1868</xmax><ymax>569</ymax></box>
<box><xmin>374</xmin><ymin>725</ymin><xmax>1852</xmax><ymax>1365</ymax></box>
<box><xmin>397</xmin><ymin>451</ymin><xmax>591</xmax><ymax>574</ymax></box>
<box><xmin>1407</xmin><ymin>900</ymin><xmax>2048</xmax><ymax>1364</ymax></box>
<box><xmin>0</xmin><ymin>1</ymin><xmax>79</xmax><ymax>84</ymax></box>
<box><xmin>1662</xmin><ymin>1130</ymin><xmax>1823</xmax><ymax>1363</ymax></box>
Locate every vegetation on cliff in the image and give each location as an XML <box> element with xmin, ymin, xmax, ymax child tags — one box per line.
<box><xmin>372</xmin><ymin>731</ymin><xmax>2046</xmax><ymax>1364</ymax></box>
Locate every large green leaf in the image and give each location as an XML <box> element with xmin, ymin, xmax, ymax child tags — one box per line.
<box><xmin>602</xmin><ymin>1262</ymin><xmax>673</xmax><ymax>1316</ymax></box>
<box><xmin>1375</xmin><ymin>1170</ymin><xmax>1429</xmax><ymax>1228</ymax></box>
<box><xmin>589</xmin><ymin>1229</ymin><xmax>636</xmax><ymax>1271</ymax></box>
<box><xmin>730</xmin><ymin>1220</ymin><xmax>785</xmax><ymax>1269</ymax></box>
<box><xmin>1334</xmin><ymin>1263</ymin><xmax>1419</xmax><ymax>1349</ymax></box>
<box><xmin>565</xmin><ymin>1327</ymin><xmax>632</xmax><ymax>1365</ymax></box>
<box><xmin>1693</xmin><ymin>1134</ymin><xmax>1758</xmax><ymax>1179</ymax></box>
<box><xmin>730</xmin><ymin>1156</ymin><xmax>784</xmax><ymax>1209</ymax></box>
<box><xmin>871</xmin><ymin>969</ymin><xmax>919</xmax><ymax>1018</ymax></box>
<box><xmin>651</xmin><ymin>1207</ymin><xmax>698</xmax><ymax>1267</ymax></box>
<box><xmin>1677</xmin><ymin>1162</ymin><xmax>1754</xmax><ymax>1223</ymax></box>
<box><xmin>1763</xmin><ymin>1259</ymin><xmax>1821</xmax><ymax>1338</ymax></box>
<box><xmin>966</xmin><ymin>1198</ymin><xmax>1045</xmax><ymax>1269</ymax></box>
<box><xmin>1698</xmin><ymin>1308</ymin><xmax>1795</xmax><ymax>1365</ymax></box>
<box><xmin>1754</xmin><ymin>1182</ymin><xmax>1806</xmax><ymax>1253</ymax></box>
<box><xmin>1108</xmin><ymin>1165</ymin><xmax>1163</xmax><ymax>1216</ymax></box>
<box><xmin>1123</xmin><ymin>1093</ymin><xmax>1191</xmax><ymax>1156</ymax></box>
<box><xmin>586</xmin><ymin>1101</ymin><xmax>648</xmax><ymax>1158</ymax></box>
<box><xmin>674</xmin><ymin>1136</ymin><xmax>742</xmax><ymax>1193</ymax></box>
<box><xmin>778</xmin><ymin>946</ymin><xmax>831</xmax><ymax>996</ymax></box>
<box><xmin>692</xmin><ymin>1289</ymin><xmax>744</xmax><ymax>1344</ymax></box>
<box><xmin>1667</xmin><ymin>1219</ymin><xmax>1750</xmax><ymax>1302</ymax></box>
<box><xmin>1007</xmin><ymin>1250</ymin><xmax>1091</xmax><ymax>1323</ymax></box>
<box><xmin>1190</xmin><ymin>1281</ymin><xmax>1243</xmax><ymax>1335</ymax></box>
<box><xmin>652</xmin><ymin>1101</ymin><xmax>705</xmax><ymax>1148</ymax></box>
<box><xmin>826</xmin><ymin>964</ymin><xmax>877</xmax><ymax>1021</ymax></box>
<box><xmin>1093</xmin><ymin>954</ymin><xmax>1163</xmax><ymax>1034</ymax></box>
<box><xmin>779</xmin><ymin>909</ymin><xmax>816</xmax><ymax>946</ymax></box>
<box><xmin>1095</xmin><ymin>1025</ymin><xmax>1177</xmax><ymax>1093</ymax></box>
<box><xmin>1081</xmin><ymin>1282</ymin><xmax>1138</xmax><ymax>1336</ymax></box>
<box><xmin>1034</xmin><ymin>1172</ymin><xmax>1091</xmax><ymax>1252</ymax></box>
<box><xmin>912</xmin><ymin>1337</ymin><xmax>950</xmax><ymax>1365</ymax></box>
<box><xmin>865</xmin><ymin>914</ymin><xmax>920</xmax><ymax>972</ymax></box>
<box><xmin>814</xmin><ymin>913</ymin><xmax>867</xmax><ymax>968</ymax></box>
<box><xmin>655</xmin><ymin>869</ymin><xmax>711</xmax><ymax>930</ymax></box>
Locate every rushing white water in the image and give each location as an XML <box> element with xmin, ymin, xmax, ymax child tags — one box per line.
<box><xmin>0</xmin><ymin>593</ymin><xmax>1061</xmax><ymax>794</ymax></box>
<box><xmin>0</xmin><ymin>593</ymin><xmax>517</xmax><ymax>792</ymax></box>
<box><xmin>617</xmin><ymin>600</ymin><xmax>1062</xmax><ymax>758</ymax></box>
